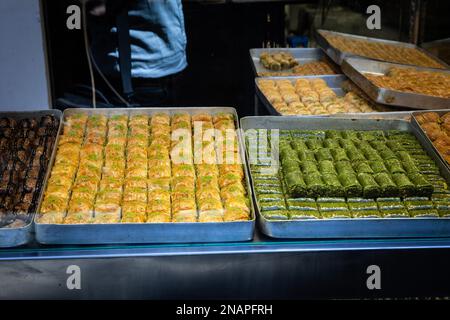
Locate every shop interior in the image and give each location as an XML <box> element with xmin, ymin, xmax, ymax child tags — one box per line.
<box><xmin>0</xmin><ymin>0</ymin><xmax>450</xmax><ymax>300</ymax></box>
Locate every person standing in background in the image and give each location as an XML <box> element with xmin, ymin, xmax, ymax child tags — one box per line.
<box><xmin>88</xmin><ymin>0</ymin><xmax>187</xmax><ymax>106</ymax></box>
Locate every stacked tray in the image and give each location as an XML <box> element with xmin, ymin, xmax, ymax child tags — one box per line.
<box><xmin>255</xmin><ymin>75</ymin><xmax>398</xmax><ymax>116</ymax></box>
<box><xmin>341</xmin><ymin>57</ymin><xmax>450</xmax><ymax>110</ymax></box>
<box><xmin>241</xmin><ymin>116</ymin><xmax>450</xmax><ymax>239</ymax></box>
<box><xmin>0</xmin><ymin>110</ymin><xmax>61</xmax><ymax>247</ymax></box>
<box><xmin>315</xmin><ymin>29</ymin><xmax>448</xmax><ymax>69</ymax></box>
<box><xmin>250</xmin><ymin>48</ymin><xmax>339</xmax><ymax>77</ymax></box>
<box><xmin>35</xmin><ymin>107</ymin><xmax>255</xmax><ymax>245</ymax></box>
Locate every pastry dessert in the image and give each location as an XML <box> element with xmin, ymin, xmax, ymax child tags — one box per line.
<box><xmin>322</xmin><ymin>31</ymin><xmax>445</xmax><ymax>69</ymax></box>
<box><xmin>39</xmin><ymin>112</ymin><xmax>250</xmax><ymax>224</ymax></box>
<box><xmin>260</xmin><ymin>52</ymin><xmax>298</xmax><ymax>71</ymax></box>
<box><xmin>0</xmin><ymin>114</ymin><xmax>59</xmax><ymax>228</ymax></box>
<box><xmin>258</xmin><ymin>60</ymin><xmax>337</xmax><ymax>76</ymax></box>
<box><xmin>416</xmin><ymin>112</ymin><xmax>450</xmax><ymax>164</ymax></box>
<box><xmin>247</xmin><ymin>128</ymin><xmax>447</xmax><ymax>220</ymax></box>
<box><xmin>364</xmin><ymin>67</ymin><xmax>450</xmax><ymax>98</ymax></box>
<box><xmin>258</xmin><ymin>78</ymin><xmax>376</xmax><ymax>115</ymax></box>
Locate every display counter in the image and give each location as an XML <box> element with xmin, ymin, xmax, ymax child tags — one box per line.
<box><xmin>1</xmin><ymin>232</ymin><xmax>450</xmax><ymax>299</ymax></box>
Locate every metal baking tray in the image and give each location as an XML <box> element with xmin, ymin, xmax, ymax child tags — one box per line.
<box><xmin>255</xmin><ymin>74</ymin><xmax>408</xmax><ymax>117</ymax></box>
<box><xmin>240</xmin><ymin>116</ymin><xmax>450</xmax><ymax>239</ymax></box>
<box><xmin>332</xmin><ymin>111</ymin><xmax>412</xmax><ymax>120</ymax></box>
<box><xmin>315</xmin><ymin>29</ymin><xmax>449</xmax><ymax>68</ymax></box>
<box><xmin>411</xmin><ymin>109</ymin><xmax>450</xmax><ymax>171</ymax></box>
<box><xmin>34</xmin><ymin>107</ymin><xmax>255</xmax><ymax>245</ymax></box>
<box><xmin>256</xmin><ymin>75</ymin><xmax>346</xmax><ymax>116</ymax></box>
<box><xmin>342</xmin><ymin>57</ymin><xmax>450</xmax><ymax>110</ymax></box>
<box><xmin>249</xmin><ymin>48</ymin><xmax>340</xmax><ymax>77</ymax></box>
<box><xmin>0</xmin><ymin>109</ymin><xmax>62</xmax><ymax>247</ymax></box>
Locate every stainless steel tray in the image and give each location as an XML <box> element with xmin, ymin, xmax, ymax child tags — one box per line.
<box><xmin>35</xmin><ymin>107</ymin><xmax>255</xmax><ymax>245</ymax></box>
<box><xmin>256</xmin><ymin>75</ymin><xmax>346</xmax><ymax>116</ymax></box>
<box><xmin>315</xmin><ymin>29</ymin><xmax>449</xmax><ymax>68</ymax></box>
<box><xmin>249</xmin><ymin>48</ymin><xmax>340</xmax><ymax>77</ymax></box>
<box><xmin>332</xmin><ymin>111</ymin><xmax>412</xmax><ymax>120</ymax></box>
<box><xmin>411</xmin><ymin>109</ymin><xmax>450</xmax><ymax>171</ymax></box>
<box><xmin>342</xmin><ymin>57</ymin><xmax>450</xmax><ymax>110</ymax></box>
<box><xmin>0</xmin><ymin>225</ymin><xmax>34</xmax><ymax>248</ymax></box>
<box><xmin>0</xmin><ymin>109</ymin><xmax>62</xmax><ymax>247</ymax></box>
<box><xmin>240</xmin><ymin>116</ymin><xmax>450</xmax><ymax>239</ymax></box>
<box><xmin>255</xmin><ymin>74</ymin><xmax>406</xmax><ymax>117</ymax></box>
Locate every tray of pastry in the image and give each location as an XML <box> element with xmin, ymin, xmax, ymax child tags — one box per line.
<box><xmin>342</xmin><ymin>57</ymin><xmax>450</xmax><ymax>110</ymax></box>
<box><xmin>241</xmin><ymin>116</ymin><xmax>450</xmax><ymax>239</ymax></box>
<box><xmin>255</xmin><ymin>75</ymin><xmax>400</xmax><ymax>116</ymax></box>
<box><xmin>331</xmin><ymin>111</ymin><xmax>412</xmax><ymax>121</ymax></box>
<box><xmin>411</xmin><ymin>110</ymin><xmax>450</xmax><ymax>170</ymax></box>
<box><xmin>34</xmin><ymin>107</ymin><xmax>255</xmax><ymax>245</ymax></box>
<box><xmin>250</xmin><ymin>48</ymin><xmax>340</xmax><ymax>77</ymax></box>
<box><xmin>315</xmin><ymin>29</ymin><xmax>448</xmax><ymax>69</ymax></box>
<box><xmin>0</xmin><ymin>110</ymin><xmax>61</xmax><ymax>247</ymax></box>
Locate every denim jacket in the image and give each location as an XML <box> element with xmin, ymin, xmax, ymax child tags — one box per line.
<box><xmin>91</xmin><ymin>0</ymin><xmax>187</xmax><ymax>79</ymax></box>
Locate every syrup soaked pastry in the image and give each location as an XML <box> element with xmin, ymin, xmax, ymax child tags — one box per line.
<box><xmin>39</xmin><ymin>112</ymin><xmax>250</xmax><ymax>224</ymax></box>
<box><xmin>365</xmin><ymin>67</ymin><xmax>450</xmax><ymax>98</ymax></box>
<box><xmin>0</xmin><ymin>114</ymin><xmax>58</xmax><ymax>228</ymax></box>
<box><xmin>416</xmin><ymin>112</ymin><xmax>450</xmax><ymax>165</ymax></box>
<box><xmin>258</xmin><ymin>78</ymin><xmax>376</xmax><ymax>116</ymax></box>
<box><xmin>247</xmin><ymin>128</ymin><xmax>449</xmax><ymax>221</ymax></box>
<box><xmin>322</xmin><ymin>31</ymin><xmax>445</xmax><ymax>69</ymax></box>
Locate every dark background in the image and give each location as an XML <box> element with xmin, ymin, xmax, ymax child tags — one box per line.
<box><xmin>42</xmin><ymin>0</ymin><xmax>450</xmax><ymax>117</ymax></box>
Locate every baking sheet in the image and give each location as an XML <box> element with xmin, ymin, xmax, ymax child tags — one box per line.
<box><xmin>0</xmin><ymin>110</ymin><xmax>62</xmax><ymax>248</ymax></box>
<box><xmin>332</xmin><ymin>111</ymin><xmax>412</xmax><ymax>121</ymax></box>
<box><xmin>34</xmin><ymin>107</ymin><xmax>255</xmax><ymax>245</ymax></box>
<box><xmin>255</xmin><ymin>74</ymin><xmax>407</xmax><ymax>116</ymax></box>
<box><xmin>240</xmin><ymin>116</ymin><xmax>450</xmax><ymax>239</ymax></box>
<box><xmin>315</xmin><ymin>29</ymin><xmax>449</xmax><ymax>68</ymax></box>
<box><xmin>411</xmin><ymin>109</ymin><xmax>450</xmax><ymax>171</ymax></box>
<box><xmin>342</xmin><ymin>57</ymin><xmax>450</xmax><ymax>110</ymax></box>
<box><xmin>249</xmin><ymin>48</ymin><xmax>340</xmax><ymax>77</ymax></box>
<box><xmin>256</xmin><ymin>75</ymin><xmax>346</xmax><ymax>116</ymax></box>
